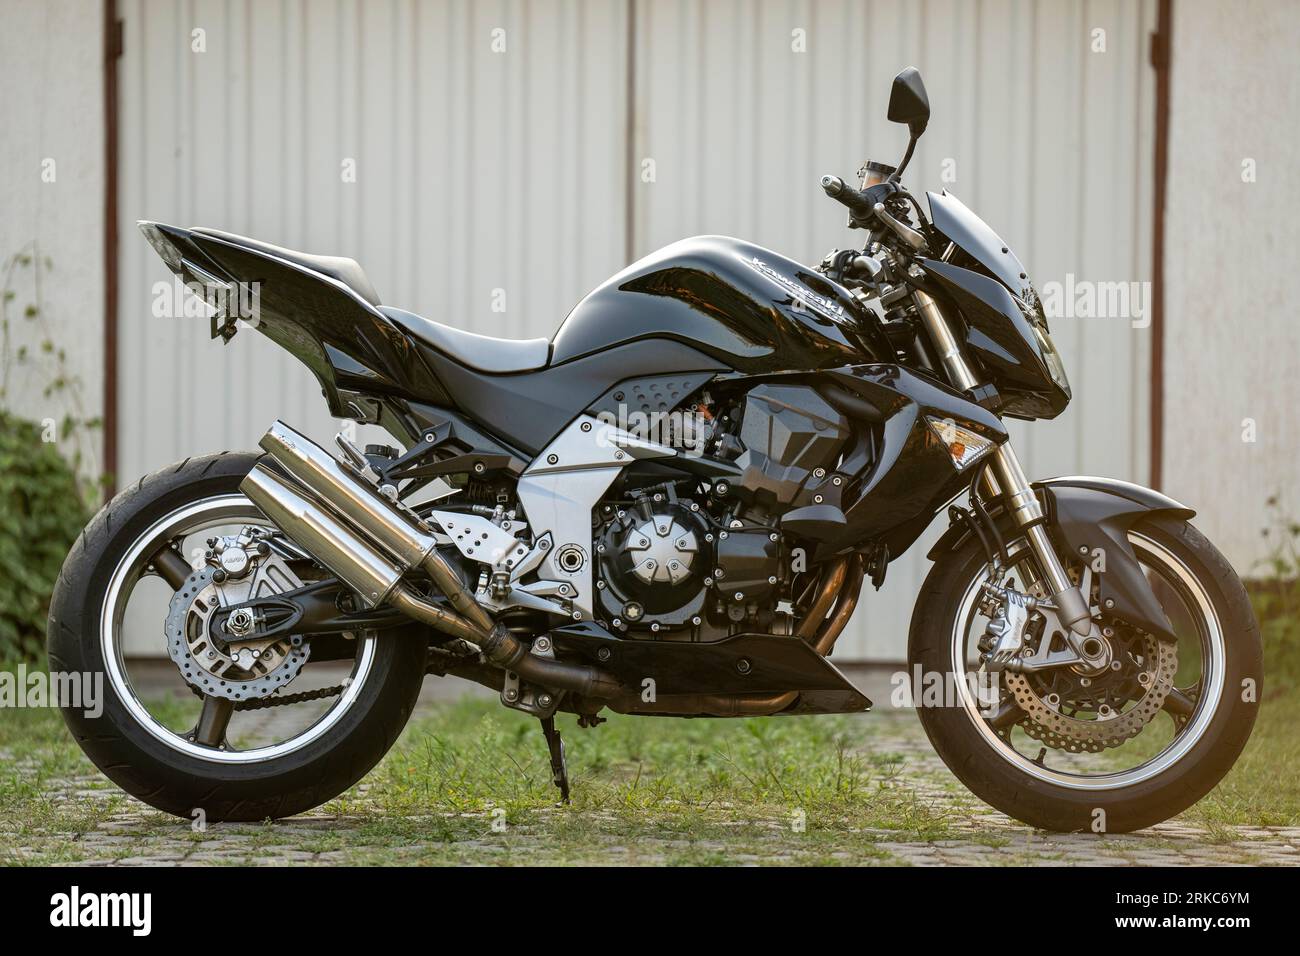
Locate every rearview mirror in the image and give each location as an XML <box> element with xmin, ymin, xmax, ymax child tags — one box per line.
<box><xmin>887</xmin><ymin>67</ymin><xmax>930</xmax><ymax>136</ymax></box>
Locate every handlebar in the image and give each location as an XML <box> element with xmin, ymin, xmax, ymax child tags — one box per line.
<box><xmin>821</xmin><ymin>173</ymin><xmax>931</xmax><ymax>255</ymax></box>
<box><xmin>820</xmin><ymin>175</ymin><xmax>874</xmax><ymax>219</ymax></box>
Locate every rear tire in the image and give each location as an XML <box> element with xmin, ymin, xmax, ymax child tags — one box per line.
<box><xmin>909</xmin><ymin>515</ymin><xmax>1261</xmax><ymax>832</ymax></box>
<box><xmin>48</xmin><ymin>453</ymin><xmax>427</xmax><ymax>822</ymax></box>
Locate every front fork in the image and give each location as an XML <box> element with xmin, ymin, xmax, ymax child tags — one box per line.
<box><xmin>913</xmin><ymin>290</ymin><xmax>1108</xmax><ymax>669</ymax></box>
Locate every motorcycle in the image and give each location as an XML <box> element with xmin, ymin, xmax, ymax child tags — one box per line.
<box><xmin>51</xmin><ymin>67</ymin><xmax>1260</xmax><ymax>832</ymax></box>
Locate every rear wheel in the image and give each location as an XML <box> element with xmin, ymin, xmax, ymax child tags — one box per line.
<box><xmin>909</xmin><ymin>515</ymin><xmax>1261</xmax><ymax>832</ymax></box>
<box><xmin>48</xmin><ymin>453</ymin><xmax>427</xmax><ymax>822</ymax></box>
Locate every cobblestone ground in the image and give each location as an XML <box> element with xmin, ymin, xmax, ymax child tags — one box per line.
<box><xmin>5</xmin><ymin>689</ymin><xmax>1297</xmax><ymax>866</ymax></box>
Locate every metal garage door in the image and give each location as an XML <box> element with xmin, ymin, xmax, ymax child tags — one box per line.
<box><xmin>116</xmin><ymin>0</ymin><xmax>1155</xmax><ymax>658</ymax></box>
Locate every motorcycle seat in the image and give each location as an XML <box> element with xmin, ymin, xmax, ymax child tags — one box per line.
<box><xmin>379</xmin><ymin>306</ymin><xmax>551</xmax><ymax>374</ymax></box>
<box><xmin>191</xmin><ymin>228</ymin><xmax>383</xmax><ymax>307</ymax></box>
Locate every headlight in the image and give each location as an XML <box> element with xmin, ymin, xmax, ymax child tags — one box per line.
<box><xmin>1032</xmin><ymin>324</ymin><xmax>1070</xmax><ymax>393</ymax></box>
<box><xmin>1020</xmin><ymin>289</ymin><xmax>1070</xmax><ymax>394</ymax></box>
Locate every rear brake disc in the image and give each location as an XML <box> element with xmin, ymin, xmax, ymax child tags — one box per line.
<box><xmin>165</xmin><ymin>566</ymin><xmax>310</xmax><ymax>702</ymax></box>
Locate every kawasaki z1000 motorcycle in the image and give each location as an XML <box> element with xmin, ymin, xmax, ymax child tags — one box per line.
<box><xmin>51</xmin><ymin>68</ymin><xmax>1259</xmax><ymax>832</ymax></box>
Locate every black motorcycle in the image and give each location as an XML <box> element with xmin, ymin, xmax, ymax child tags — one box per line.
<box><xmin>51</xmin><ymin>68</ymin><xmax>1260</xmax><ymax>832</ymax></box>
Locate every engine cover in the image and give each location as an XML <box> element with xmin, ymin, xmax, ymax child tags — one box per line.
<box><xmin>713</xmin><ymin>525</ymin><xmax>782</xmax><ymax>604</ymax></box>
<box><xmin>731</xmin><ymin>384</ymin><xmax>850</xmax><ymax>509</ymax></box>
<box><xmin>597</xmin><ymin>501</ymin><xmax>711</xmax><ymax>624</ymax></box>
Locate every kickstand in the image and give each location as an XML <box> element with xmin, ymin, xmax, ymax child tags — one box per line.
<box><xmin>539</xmin><ymin>716</ymin><xmax>570</xmax><ymax>804</ymax></box>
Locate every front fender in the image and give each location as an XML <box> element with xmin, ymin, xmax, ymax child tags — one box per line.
<box><xmin>928</xmin><ymin>476</ymin><xmax>1195</xmax><ymax>641</ymax></box>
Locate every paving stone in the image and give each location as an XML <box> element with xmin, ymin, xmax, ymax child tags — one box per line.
<box><xmin>6</xmin><ymin>696</ymin><xmax>1296</xmax><ymax>866</ymax></box>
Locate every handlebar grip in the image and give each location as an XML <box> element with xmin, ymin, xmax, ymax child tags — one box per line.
<box><xmin>820</xmin><ymin>174</ymin><xmax>873</xmax><ymax>218</ymax></box>
<box><xmin>820</xmin><ymin>174</ymin><xmax>848</xmax><ymax>196</ymax></box>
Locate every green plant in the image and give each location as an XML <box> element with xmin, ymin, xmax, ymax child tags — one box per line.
<box><xmin>0</xmin><ymin>410</ymin><xmax>89</xmax><ymax>659</ymax></box>
<box><xmin>1251</xmin><ymin>495</ymin><xmax>1300</xmax><ymax>694</ymax></box>
<box><xmin>0</xmin><ymin>245</ymin><xmax>97</xmax><ymax>660</ymax></box>
<box><xmin>1</xmin><ymin>243</ymin><xmax>104</xmax><ymax>490</ymax></box>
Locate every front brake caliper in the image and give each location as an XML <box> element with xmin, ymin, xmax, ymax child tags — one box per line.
<box><xmin>979</xmin><ymin>585</ymin><xmax>1034</xmax><ymax>671</ymax></box>
<box><xmin>979</xmin><ymin>563</ymin><xmax>1115</xmax><ymax>675</ymax></box>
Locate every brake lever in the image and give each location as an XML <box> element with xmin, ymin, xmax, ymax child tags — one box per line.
<box><xmin>872</xmin><ymin>202</ymin><xmax>928</xmax><ymax>252</ymax></box>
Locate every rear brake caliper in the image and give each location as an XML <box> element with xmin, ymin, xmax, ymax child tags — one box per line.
<box><xmin>164</xmin><ymin>530</ymin><xmax>311</xmax><ymax>701</ymax></box>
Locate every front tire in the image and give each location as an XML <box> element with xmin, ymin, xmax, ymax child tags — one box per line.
<box><xmin>909</xmin><ymin>515</ymin><xmax>1261</xmax><ymax>832</ymax></box>
<box><xmin>48</xmin><ymin>453</ymin><xmax>427</xmax><ymax>822</ymax></box>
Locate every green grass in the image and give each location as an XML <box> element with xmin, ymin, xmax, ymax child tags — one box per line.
<box><xmin>1</xmin><ymin>586</ymin><xmax>1297</xmax><ymax>864</ymax></box>
<box><xmin>0</xmin><ymin>693</ymin><xmax>970</xmax><ymax>865</ymax></box>
<box><xmin>1190</xmin><ymin>704</ymin><xmax>1300</xmax><ymax>830</ymax></box>
<box><xmin>320</xmin><ymin>701</ymin><xmax>959</xmax><ymax>864</ymax></box>
<box><xmin>357</xmin><ymin>699</ymin><xmax>935</xmax><ymax>819</ymax></box>
<box><xmin>0</xmin><ymin>705</ymin><xmax>126</xmax><ymax>862</ymax></box>
<box><xmin>1181</xmin><ymin>588</ymin><xmax>1300</xmax><ymax>828</ymax></box>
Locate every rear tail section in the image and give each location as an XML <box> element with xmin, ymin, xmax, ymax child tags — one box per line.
<box><xmin>136</xmin><ymin>222</ymin><xmax>448</xmax><ymax>416</ymax></box>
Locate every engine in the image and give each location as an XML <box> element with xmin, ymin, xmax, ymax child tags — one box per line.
<box><xmin>368</xmin><ymin>381</ymin><xmax>857</xmax><ymax>644</ymax></box>
<box><xmin>594</xmin><ymin>383</ymin><xmax>852</xmax><ymax>640</ymax></box>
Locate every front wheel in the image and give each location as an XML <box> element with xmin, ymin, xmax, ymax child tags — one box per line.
<box><xmin>909</xmin><ymin>515</ymin><xmax>1261</xmax><ymax>832</ymax></box>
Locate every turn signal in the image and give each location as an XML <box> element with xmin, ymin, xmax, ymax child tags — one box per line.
<box><xmin>925</xmin><ymin>416</ymin><xmax>994</xmax><ymax>470</ymax></box>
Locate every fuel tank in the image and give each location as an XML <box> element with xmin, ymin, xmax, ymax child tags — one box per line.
<box><xmin>551</xmin><ymin>236</ymin><xmax>884</xmax><ymax>372</ymax></box>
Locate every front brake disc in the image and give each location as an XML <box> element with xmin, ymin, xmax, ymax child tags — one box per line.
<box><xmin>1003</xmin><ymin>632</ymin><xmax>1177</xmax><ymax>753</ymax></box>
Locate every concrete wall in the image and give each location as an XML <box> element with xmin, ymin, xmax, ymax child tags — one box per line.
<box><xmin>1162</xmin><ymin>0</ymin><xmax>1300</xmax><ymax>577</ymax></box>
<box><xmin>0</xmin><ymin>0</ymin><xmax>104</xmax><ymax>473</ymax></box>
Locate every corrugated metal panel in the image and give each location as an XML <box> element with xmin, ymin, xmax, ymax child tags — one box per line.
<box><xmin>1162</xmin><ymin>0</ymin><xmax>1300</xmax><ymax>573</ymax></box>
<box><xmin>116</xmin><ymin>0</ymin><xmax>630</xmax><ymax>654</ymax></box>
<box><xmin>117</xmin><ymin>0</ymin><xmax>1153</xmax><ymax>658</ymax></box>
<box><xmin>117</xmin><ymin>0</ymin><xmax>630</xmax><ymax>469</ymax></box>
<box><xmin>633</xmin><ymin>0</ymin><xmax>1156</xmax><ymax>658</ymax></box>
<box><xmin>0</xmin><ymin>0</ymin><xmax>105</xmax><ymax>462</ymax></box>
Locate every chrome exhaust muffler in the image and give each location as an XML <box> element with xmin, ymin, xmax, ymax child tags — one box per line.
<box><xmin>258</xmin><ymin>420</ymin><xmax>492</xmax><ymax>633</ymax></box>
<box><xmin>241</xmin><ymin>464</ymin><xmax>484</xmax><ymax>645</ymax></box>
<box><xmin>241</xmin><ymin>463</ymin><xmax>403</xmax><ymax>609</ymax></box>
<box><xmin>259</xmin><ymin>421</ymin><xmax>437</xmax><ymax>569</ymax></box>
<box><xmin>242</xmin><ymin>425</ymin><xmax>621</xmax><ymax>698</ymax></box>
